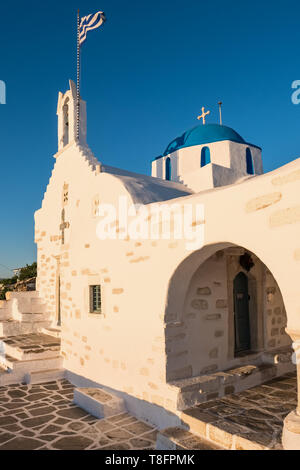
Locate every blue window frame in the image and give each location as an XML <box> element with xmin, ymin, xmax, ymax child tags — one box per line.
<box><xmin>165</xmin><ymin>157</ymin><xmax>171</xmax><ymax>180</ymax></box>
<box><xmin>201</xmin><ymin>146</ymin><xmax>211</xmax><ymax>167</ymax></box>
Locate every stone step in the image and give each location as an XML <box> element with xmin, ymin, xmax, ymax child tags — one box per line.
<box><xmin>40</xmin><ymin>326</ymin><xmax>61</xmax><ymax>338</ymax></box>
<box><xmin>0</xmin><ymin>371</ymin><xmax>24</xmax><ymax>386</ymax></box>
<box><xmin>0</xmin><ymin>307</ymin><xmax>11</xmax><ymax>320</ymax></box>
<box><xmin>179</xmin><ymin>402</ymin><xmax>277</xmax><ymax>450</ymax></box>
<box><xmin>170</xmin><ymin>355</ymin><xmax>295</xmax><ymax>410</ymax></box>
<box><xmin>156</xmin><ymin>427</ymin><xmax>223</xmax><ymax>450</ymax></box>
<box><xmin>0</xmin><ymin>299</ymin><xmax>12</xmax><ymax>309</ymax></box>
<box><xmin>73</xmin><ymin>387</ymin><xmax>126</xmax><ymax>419</ymax></box>
<box><xmin>0</xmin><ymin>354</ymin><xmax>63</xmax><ymax>374</ymax></box>
<box><xmin>26</xmin><ymin>302</ymin><xmax>47</xmax><ymax>314</ymax></box>
<box><xmin>6</xmin><ymin>292</ymin><xmax>46</xmax><ymax>316</ymax></box>
<box><xmin>30</xmin><ymin>296</ymin><xmax>45</xmax><ymax>303</ymax></box>
<box><xmin>0</xmin><ymin>320</ymin><xmax>23</xmax><ymax>336</ymax></box>
<box><xmin>6</xmin><ymin>291</ymin><xmax>40</xmax><ymax>300</ymax></box>
<box><xmin>1</xmin><ymin>338</ymin><xmax>60</xmax><ymax>361</ymax></box>
<box><xmin>262</xmin><ymin>349</ymin><xmax>293</xmax><ymax>365</ymax></box>
<box><xmin>24</xmin><ymin>368</ymin><xmax>66</xmax><ymax>384</ymax></box>
<box><xmin>12</xmin><ymin>312</ymin><xmax>48</xmax><ymax>322</ymax></box>
<box><xmin>0</xmin><ymin>319</ymin><xmax>51</xmax><ymax>337</ymax></box>
<box><xmin>21</xmin><ymin>321</ymin><xmax>52</xmax><ymax>334</ymax></box>
<box><xmin>0</xmin><ymin>365</ymin><xmax>61</xmax><ymax>386</ymax></box>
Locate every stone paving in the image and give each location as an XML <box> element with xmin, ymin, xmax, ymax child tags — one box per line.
<box><xmin>0</xmin><ymin>379</ymin><xmax>157</xmax><ymax>450</ymax></box>
<box><xmin>0</xmin><ymin>373</ymin><xmax>297</xmax><ymax>450</ymax></box>
<box><xmin>181</xmin><ymin>371</ymin><xmax>297</xmax><ymax>450</ymax></box>
<box><xmin>2</xmin><ymin>333</ymin><xmax>60</xmax><ymax>356</ymax></box>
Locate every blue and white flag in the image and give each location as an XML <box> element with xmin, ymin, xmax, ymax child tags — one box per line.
<box><xmin>79</xmin><ymin>11</ymin><xmax>106</xmax><ymax>46</ymax></box>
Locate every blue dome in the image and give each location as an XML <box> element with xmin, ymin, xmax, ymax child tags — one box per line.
<box><xmin>163</xmin><ymin>124</ymin><xmax>246</xmax><ymax>156</ymax></box>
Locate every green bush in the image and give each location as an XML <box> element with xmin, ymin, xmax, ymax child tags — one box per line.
<box><xmin>0</xmin><ymin>262</ymin><xmax>37</xmax><ymax>299</ymax></box>
<box><xmin>19</xmin><ymin>262</ymin><xmax>37</xmax><ymax>281</ymax></box>
<box><xmin>0</xmin><ymin>276</ymin><xmax>18</xmax><ymax>286</ymax></box>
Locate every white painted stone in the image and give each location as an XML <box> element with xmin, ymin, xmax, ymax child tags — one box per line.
<box><xmin>73</xmin><ymin>387</ymin><xmax>126</xmax><ymax>418</ymax></box>
<box><xmin>0</xmin><ymin>354</ymin><xmax>63</xmax><ymax>373</ymax></box>
<box><xmin>3</xmin><ymin>343</ymin><xmax>59</xmax><ymax>361</ymax></box>
<box><xmin>152</xmin><ymin>139</ymin><xmax>263</xmax><ymax>193</ymax></box>
<box><xmin>0</xmin><ymin>308</ymin><xmax>10</xmax><ymax>321</ymax></box>
<box><xmin>28</xmin><ymin>79</ymin><xmax>300</xmax><ymax>433</ymax></box>
<box><xmin>40</xmin><ymin>327</ymin><xmax>61</xmax><ymax>338</ymax></box>
<box><xmin>0</xmin><ymin>320</ymin><xmax>22</xmax><ymax>336</ymax></box>
<box><xmin>282</xmin><ymin>411</ymin><xmax>300</xmax><ymax>450</ymax></box>
<box><xmin>24</xmin><ymin>368</ymin><xmax>65</xmax><ymax>384</ymax></box>
<box><xmin>156</xmin><ymin>432</ymin><xmax>177</xmax><ymax>450</ymax></box>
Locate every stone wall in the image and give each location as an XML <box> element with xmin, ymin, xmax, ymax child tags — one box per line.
<box><xmin>165</xmin><ymin>248</ymin><xmax>291</xmax><ymax>381</ymax></box>
<box><xmin>264</xmin><ymin>269</ymin><xmax>290</xmax><ymax>349</ymax></box>
<box><xmin>165</xmin><ymin>251</ymin><xmax>228</xmax><ymax>380</ymax></box>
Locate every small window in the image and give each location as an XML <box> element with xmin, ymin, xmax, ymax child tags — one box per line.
<box><xmin>246</xmin><ymin>148</ymin><xmax>254</xmax><ymax>175</ymax></box>
<box><xmin>201</xmin><ymin>146</ymin><xmax>211</xmax><ymax>167</ymax></box>
<box><xmin>165</xmin><ymin>157</ymin><xmax>171</xmax><ymax>180</ymax></box>
<box><xmin>90</xmin><ymin>285</ymin><xmax>102</xmax><ymax>313</ymax></box>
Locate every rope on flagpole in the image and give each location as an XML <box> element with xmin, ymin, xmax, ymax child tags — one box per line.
<box><xmin>76</xmin><ymin>9</ymin><xmax>80</xmax><ymax>141</ymax></box>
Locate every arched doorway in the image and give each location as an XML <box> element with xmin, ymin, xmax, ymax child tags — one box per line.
<box><xmin>164</xmin><ymin>243</ymin><xmax>292</xmax><ymax>382</ymax></box>
<box><xmin>234</xmin><ymin>272</ymin><xmax>251</xmax><ymax>355</ymax></box>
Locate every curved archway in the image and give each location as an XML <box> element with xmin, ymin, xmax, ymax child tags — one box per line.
<box><xmin>164</xmin><ymin>243</ymin><xmax>292</xmax><ymax>383</ymax></box>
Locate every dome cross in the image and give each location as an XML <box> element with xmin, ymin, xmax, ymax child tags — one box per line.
<box><xmin>197</xmin><ymin>107</ymin><xmax>210</xmax><ymax>125</ymax></box>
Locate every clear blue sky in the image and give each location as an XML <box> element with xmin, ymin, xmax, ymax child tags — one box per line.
<box><xmin>1</xmin><ymin>0</ymin><xmax>300</xmax><ymax>277</ymax></box>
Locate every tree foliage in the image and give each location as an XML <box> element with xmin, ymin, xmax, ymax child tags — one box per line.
<box><xmin>18</xmin><ymin>262</ymin><xmax>37</xmax><ymax>281</ymax></box>
<box><xmin>0</xmin><ymin>262</ymin><xmax>37</xmax><ymax>299</ymax></box>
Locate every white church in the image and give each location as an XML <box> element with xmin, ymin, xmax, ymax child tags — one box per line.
<box><xmin>1</xmin><ymin>79</ymin><xmax>300</xmax><ymax>449</ymax></box>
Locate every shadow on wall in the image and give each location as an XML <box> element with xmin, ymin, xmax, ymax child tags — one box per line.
<box><xmin>164</xmin><ymin>242</ymin><xmax>293</xmax><ymax>382</ymax></box>
<box><xmin>65</xmin><ymin>370</ymin><xmax>181</xmax><ymax>430</ymax></box>
<box><xmin>65</xmin><ymin>367</ymin><xmax>296</xmax><ymax>450</ymax></box>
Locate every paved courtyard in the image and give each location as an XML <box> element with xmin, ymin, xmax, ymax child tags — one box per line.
<box><xmin>0</xmin><ymin>379</ymin><xmax>157</xmax><ymax>450</ymax></box>
<box><xmin>0</xmin><ymin>373</ymin><xmax>297</xmax><ymax>450</ymax></box>
<box><xmin>181</xmin><ymin>371</ymin><xmax>297</xmax><ymax>450</ymax></box>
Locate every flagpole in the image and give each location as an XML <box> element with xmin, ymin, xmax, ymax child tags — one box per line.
<box><xmin>76</xmin><ymin>9</ymin><xmax>80</xmax><ymax>141</ymax></box>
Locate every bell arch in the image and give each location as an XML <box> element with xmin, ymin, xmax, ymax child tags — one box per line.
<box><xmin>62</xmin><ymin>98</ymin><xmax>70</xmax><ymax>147</ymax></box>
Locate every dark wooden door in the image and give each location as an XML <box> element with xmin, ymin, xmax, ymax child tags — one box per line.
<box><xmin>234</xmin><ymin>272</ymin><xmax>251</xmax><ymax>355</ymax></box>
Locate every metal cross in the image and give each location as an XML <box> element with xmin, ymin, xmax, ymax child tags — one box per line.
<box><xmin>197</xmin><ymin>107</ymin><xmax>210</xmax><ymax>125</ymax></box>
<box><xmin>60</xmin><ymin>209</ymin><xmax>70</xmax><ymax>245</ymax></box>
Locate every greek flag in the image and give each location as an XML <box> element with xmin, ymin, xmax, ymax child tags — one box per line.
<box><xmin>79</xmin><ymin>11</ymin><xmax>106</xmax><ymax>46</ymax></box>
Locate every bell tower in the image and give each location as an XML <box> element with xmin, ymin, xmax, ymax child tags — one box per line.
<box><xmin>57</xmin><ymin>79</ymin><xmax>87</xmax><ymax>151</ymax></box>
